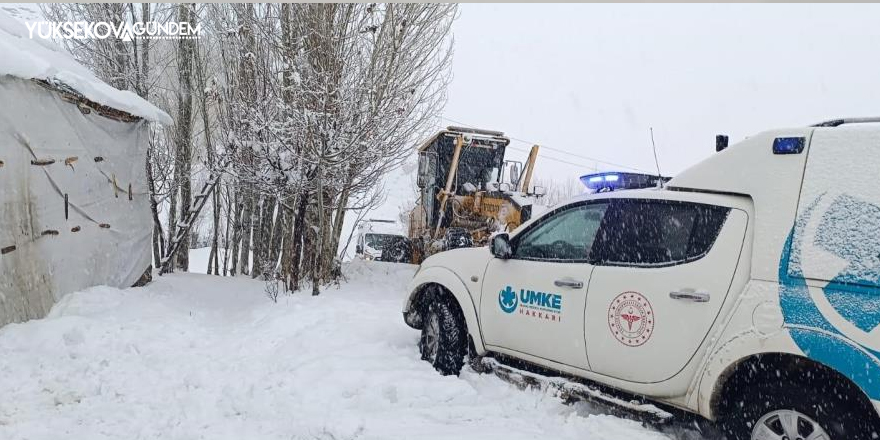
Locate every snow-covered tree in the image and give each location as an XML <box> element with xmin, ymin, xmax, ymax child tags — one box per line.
<box><xmin>45</xmin><ymin>3</ymin><xmax>457</xmax><ymax>295</ymax></box>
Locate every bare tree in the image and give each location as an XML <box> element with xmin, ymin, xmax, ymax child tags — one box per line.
<box><xmin>48</xmin><ymin>3</ymin><xmax>458</xmax><ymax>295</ymax></box>
<box><xmin>533</xmin><ymin>176</ymin><xmax>587</xmax><ymax>207</ymax></box>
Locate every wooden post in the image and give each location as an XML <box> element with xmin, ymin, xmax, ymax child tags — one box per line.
<box><xmin>520</xmin><ymin>145</ymin><xmax>540</xmax><ymax>193</ymax></box>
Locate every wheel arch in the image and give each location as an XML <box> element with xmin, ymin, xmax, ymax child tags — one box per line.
<box><xmin>404</xmin><ymin>266</ymin><xmax>486</xmax><ymax>353</ymax></box>
<box><xmin>710</xmin><ymin>351</ymin><xmax>879</xmax><ymax>425</ymax></box>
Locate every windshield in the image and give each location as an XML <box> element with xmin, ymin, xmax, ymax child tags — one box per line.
<box><xmin>365</xmin><ymin>234</ymin><xmax>405</xmax><ymax>249</ymax></box>
<box><xmin>455</xmin><ymin>146</ymin><xmax>504</xmax><ymax>192</ymax></box>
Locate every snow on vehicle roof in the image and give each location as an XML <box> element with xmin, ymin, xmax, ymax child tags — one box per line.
<box><xmin>0</xmin><ymin>11</ymin><xmax>172</xmax><ymax>125</ymax></box>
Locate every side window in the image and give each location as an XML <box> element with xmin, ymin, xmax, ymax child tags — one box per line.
<box><xmin>513</xmin><ymin>203</ymin><xmax>608</xmax><ymax>261</ymax></box>
<box><xmin>592</xmin><ymin>200</ymin><xmax>730</xmax><ymax>267</ymax></box>
<box><xmin>417</xmin><ymin>151</ymin><xmax>436</xmax><ymax>189</ymax></box>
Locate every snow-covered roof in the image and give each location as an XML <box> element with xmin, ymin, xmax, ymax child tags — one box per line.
<box><xmin>0</xmin><ymin>11</ymin><xmax>172</xmax><ymax>125</ymax></box>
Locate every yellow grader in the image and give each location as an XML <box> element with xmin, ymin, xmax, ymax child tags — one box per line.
<box><xmin>407</xmin><ymin>127</ymin><xmax>542</xmax><ymax>263</ymax></box>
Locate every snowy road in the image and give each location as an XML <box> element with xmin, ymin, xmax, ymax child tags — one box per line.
<box><xmin>0</xmin><ymin>261</ymin><xmax>673</xmax><ymax>440</ymax></box>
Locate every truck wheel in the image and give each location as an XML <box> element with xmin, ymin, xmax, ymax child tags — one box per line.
<box><xmin>418</xmin><ymin>300</ymin><xmax>466</xmax><ymax>375</ymax></box>
<box><xmin>721</xmin><ymin>380</ymin><xmax>878</xmax><ymax>440</ymax></box>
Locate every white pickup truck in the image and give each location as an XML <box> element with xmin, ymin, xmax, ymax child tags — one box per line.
<box><xmin>403</xmin><ymin>118</ymin><xmax>880</xmax><ymax>440</ymax></box>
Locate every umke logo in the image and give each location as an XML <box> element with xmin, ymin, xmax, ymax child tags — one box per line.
<box><xmin>498</xmin><ymin>286</ymin><xmax>518</xmax><ymax>314</ymax></box>
<box><xmin>498</xmin><ymin>285</ymin><xmax>562</xmax><ymax>322</ymax></box>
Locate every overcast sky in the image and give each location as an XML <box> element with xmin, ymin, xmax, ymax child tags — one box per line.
<box><xmin>442</xmin><ymin>3</ymin><xmax>880</xmax><ymax>182</ymax></box>
<box><xmin>8</xmin><ymin>3</ymin><xmax>880</xmax><ymax>185</ymax></box>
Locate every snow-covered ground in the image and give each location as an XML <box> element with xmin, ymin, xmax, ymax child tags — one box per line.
<box><xmin>0</xmin><ymin>260</ymin><xmax>672</xmax><ymax>440</ymax></box>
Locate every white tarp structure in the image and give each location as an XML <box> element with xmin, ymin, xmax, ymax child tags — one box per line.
<box><xmin>0</xmin><ymin>12</ymin><xmax>170</xmax><ymax>326</ymax></box>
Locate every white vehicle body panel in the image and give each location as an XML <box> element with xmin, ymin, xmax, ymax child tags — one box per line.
<box><xmin>480</xmin><ymin>258</ymin><xmax>594</xmax><ymax>369</ymax></box>
<box><xmin>407</xmin><ymin>248</ymin><xmax>493</xmax><ymax>352</ymax></box>
<box><xmin>585</xmin><ymin>209</ymin><xmax>747</xmax><ymax>384</ymax></box>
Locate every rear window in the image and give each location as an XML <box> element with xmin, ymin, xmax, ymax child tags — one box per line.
<box><xmin>591</xmin><ymin>199</ymin><xmax>730</xmax><ymax>267</ymax></box>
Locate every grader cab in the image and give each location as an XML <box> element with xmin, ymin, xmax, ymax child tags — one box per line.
<box><xmin>408</xmin><ymin>127</ymin><xmax>542</xmax><ymax>263</ymax></box>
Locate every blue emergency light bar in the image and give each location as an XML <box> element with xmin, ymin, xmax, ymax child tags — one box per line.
<box><xmin>772</xmin><ymin>137</ymin><xmax>805</xmax><ymax>155</ymax></box>
<box><xmin>579</xmin><ymin>172</ymin><xmax>671</xmax><ymax>192</ymax></box>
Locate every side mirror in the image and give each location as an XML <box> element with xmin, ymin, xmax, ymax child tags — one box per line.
<box><xmin>531</xmin><ymin>185</ymin><xmax>546</xmax><ymax>197</ymax></box>
<box><xmin>509</xmin><ymin>163</ymin><xmax>520</xmax><ymax>185</ymax></box>
<box><xmin>356</xmin><ymin>244</ymin><xmax>363</xmax><ymax>254</ymax></box>
<box><xmin>490</xmin><ymin>233</ymin><xmax>512</xmax><ymax>259</ymax></box>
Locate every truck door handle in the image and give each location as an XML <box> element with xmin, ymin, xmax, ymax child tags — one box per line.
<box><xmin>669</xmin><ymin>290</ymin><xmax>710</xmax><ymax>302</ymax></box>
<box><xmin>554</xmin><ymin>279</ymin><xmax>583</xmax><ymax>289</ymax></box>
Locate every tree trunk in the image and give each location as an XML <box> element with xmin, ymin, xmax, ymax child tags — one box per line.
<box><xmin>268</xmin><ymin>194</ymin><xmax>287</xmax><ymax>276</ymax></box>
<box><xmin>237</xmin><ymin>180</ymin><xmax>254</xmax><ymax>275</ymax></box>
<box><xmin>311</xmin><ymin>167</ymin><xmax>324</xmax><ymax>296</ymax></box>
<box><xmin>233</xmin><ymin>3</ymin><xmax>258</xmax><ymax>277</ymax></box>
<box><xmin>222</xmin><ymin>184</ymin><xmax>233</xmax><ymax>276</ymax></box>
<box><xmin>146</xmin><ymin>146</ymin><xmax>164</xmax><ymax>267</ymax></box>
<box><xmin>279</xmin><ymin>202</ymin><xmax>294</xmax><ymax>289</ymax></box>
<box><xmin>193</xmin><ymin>29</ymin><xmax>219</xmax><ymax>275</ymax></box>
<box><xmin>229</xmin><ymin>187</ymin><xmax>243</xmax><ymax>276</ymax></box>
<box><xmin>173</xmin><ymin>2</ymin><xmax>195</xmax><ymax>272</ymax></box>
<box><xmin>139</xmin><ymin>3</ymin><xmax>150</xmax><ymax>98</ymax></box>
<box><xmin>166</xmin><ymin>168</ymin><xmax>179</xmax><ymax>272</ymax></box>
<box><xmin>289</xmin><ymin>191</ymin><xmax>308</xmax><ymax>292</ymax></box>
<box><xmin>253</xmin><ymin>195</ymin><xmax>276</xmax><ymax>279</ymax></box>
<box><xmin>327</xmin><ymin>172</ymin><xmax>353</xmax><ymax>266</ymax></box>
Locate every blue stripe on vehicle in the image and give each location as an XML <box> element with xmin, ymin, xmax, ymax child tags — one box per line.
<box><xmin>779</xmin><ymin>197</ymin><xmax>880</xmax><ymax>399</ymax></box>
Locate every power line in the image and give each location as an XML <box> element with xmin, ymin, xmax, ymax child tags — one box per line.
<box><xmin>433</xmin><ymin>118</ymin><xmax>594</xmax><ymax>170</ymax></box>
<box><xmin>437</xmin><ymin>115</ymin><xmax>651</xmax><ymax>173</ymax></box>
<box><xmin>505</xmin><ymin>144</ymin><xmax>598</xmax><ymax>171</ymax></box>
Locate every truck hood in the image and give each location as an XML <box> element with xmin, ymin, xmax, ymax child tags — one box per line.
<box><xmin>421</xmin><ymin>246</ymin><xmax>494</xmax><ymax>277</ymax></box>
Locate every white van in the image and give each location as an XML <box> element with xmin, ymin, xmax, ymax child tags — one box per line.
<box><xmin>355</xmin><ymin>220</ymin><xmax>412</xmax><ymax>263</ymax></box>
<box><xmin>403</xmin><ymin>118</ymin><xmax>880</xmax><ymax>440</ymax></box>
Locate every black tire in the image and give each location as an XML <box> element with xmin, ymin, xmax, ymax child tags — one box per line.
<box><xmin>720</xmin><ymin>379</ymin><xmax>880</xmax><ymax>440</ymax></box>
<box><xmin>467</xmin><ymin>337</ymin><xmax>491</xmax><ymax>374</ymax></box>
<box><xmin>418</xmin><ymin>299</ymin><xmax>467</xmax><ymax>375</ymax></box>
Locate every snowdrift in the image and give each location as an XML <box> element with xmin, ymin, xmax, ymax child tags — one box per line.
<box><xmin>0</xmin><ymin>260</ymin><xmax>667</xmax><ymax>439</ymax></box>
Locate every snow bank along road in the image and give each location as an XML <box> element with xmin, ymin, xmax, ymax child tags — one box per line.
<box><xmin>0</xmin><ymin>260</ymin><xmax>672</xmax><ymax>440</ymax></box>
